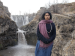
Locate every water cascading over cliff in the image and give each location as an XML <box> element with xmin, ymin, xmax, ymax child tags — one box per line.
<box><xmin>11</xmin><ymin>15</ymin><xmax>29</xmax><ymax>28</ymax></box>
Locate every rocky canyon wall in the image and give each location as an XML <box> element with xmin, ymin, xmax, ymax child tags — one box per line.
<box><xmin>0</xmin><ymin>1</ymin><xmax>18</xmax><ymax>50</ymax></box>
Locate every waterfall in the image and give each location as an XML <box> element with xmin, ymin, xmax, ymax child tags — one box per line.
<box><xmin>25</xmin><ymin>16</ymin><xmax>29</xmax><ymax>25</ymax></box>
<box><xmin>17</xmin><ymin>28</ymin><xmax>27</xmax><ymax>45</ymax></box>
<box><xmin>0</xmin><ymin>15</ymin><xmax>35</xmax><ymax>56</ymax></box>
<box><xmin>0</xmin><ymin>28</ymin><xmax>35</xmax><ymax>56</ymax></box>
<box><xmin>15</xmin><ymin>16</ymin><xmax>18</xmax><ymax>22</ymax></box>
<box><xmin>10</xmin><ymin>15</ymin><xmax>14</xmax><ymax>21</ymax></box>
<box><xmin>10</xmin><ymin>15</ymin><xmax>29</xmax><ymax>28</ymax></box>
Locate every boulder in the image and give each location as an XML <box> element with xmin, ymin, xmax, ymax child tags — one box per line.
<box><xmin>51</xmin><ymin>14</ymin><xmax>75</xmax><ymax>56</ymax></box>
<box><xmin>0</xmin><ymin>1</ymin><xmax>18</xmax><ymax>50</ymax></box>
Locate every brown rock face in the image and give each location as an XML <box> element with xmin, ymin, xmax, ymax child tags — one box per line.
<box><xmin>49</xmin><ymin>2</ymin><xmax>75</xmax><ymax>14</ymax></box>
<box><xmin>0</xmin><ymin>1</ymin><xmax>18</xmax><ymax>50</ymax></box>
<box><xmin>3</xmin><ymin>6</ymin><xmax>10</xmax><ymax>17</ymax></box>
<box><xmin>51</xmin><ymin>14</ymin><xmax>75</xmax><ymax>56</ymax></box>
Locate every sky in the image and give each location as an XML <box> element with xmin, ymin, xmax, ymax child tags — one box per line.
<box><xmin>1</xmin><ymin>0</ymin><xmax>75</xmax><ymax>15</ymax></box>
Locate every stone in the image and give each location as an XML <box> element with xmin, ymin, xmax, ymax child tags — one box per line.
<box><xmin>0</xmin><ymin>1</ymin><xmax>18</xmax><ymax>50</ymax></box>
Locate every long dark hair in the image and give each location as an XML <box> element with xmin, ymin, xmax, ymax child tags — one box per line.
<box><xmin>42</xmin><ymin>11</ymin><xmax>52</xmax><ymax>20</ymax></box>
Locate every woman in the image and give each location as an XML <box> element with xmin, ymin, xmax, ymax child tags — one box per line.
<box><xmin>35</xmin><ymin>12</ymin><xmax>56</xmax><ymax>56</ymax></box>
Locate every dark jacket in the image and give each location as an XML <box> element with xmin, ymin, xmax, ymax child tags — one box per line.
<box><xmin>37</xmin><ymin>22</ymin><xmax>56</xmax><ymax>44</ymax></box>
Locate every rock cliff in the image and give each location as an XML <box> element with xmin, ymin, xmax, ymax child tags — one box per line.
<box><xmin>0</xmin><ymin>1</ymin><xmax>18</xmax><ymax>50</ymax></box>
<box><xmin>51</xmin><ymin>14</ymin><xmax>75</xmax><ymax>56</ymax></box>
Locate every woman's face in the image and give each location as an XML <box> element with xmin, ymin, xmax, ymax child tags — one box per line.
<box><xmin>44</xmin><ymin>13</ymin><xmax>50</xmax><ymax>20</ymax></box>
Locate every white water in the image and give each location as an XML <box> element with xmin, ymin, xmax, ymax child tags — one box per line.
<box><xmin>15</xmin><ymin>28</ymin><xmax>35</xmax><ymax>49</ymax></box>
<box><xmin>0</xmin><ymin>29</ymin><xmax>35</xmax><ymax>56</ymax></box>
<box><xmin>17</xmin><ymin>29</ymin><xmax>27</xmax><ymax>45</ymax></box>
<box><xmin>24</xmin><ymin>16</ymin><xmax>29</xmax><ymax>25</ymax></box>
<box><xmin>10</xmin><ymin>15</ymin><xmax>29</xmax><ymax>28</ymax></box>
